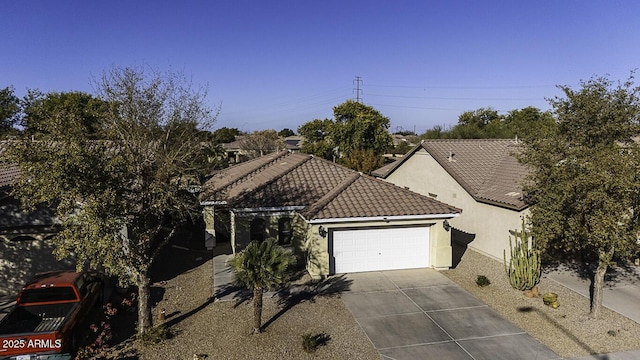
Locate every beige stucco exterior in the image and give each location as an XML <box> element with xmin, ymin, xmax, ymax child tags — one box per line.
<box><xmin>384</xmin><ymin>149</ymin><xmax>528</xmax><ymax>261</ymax></box>
<box><xmin>304</xmin><ymin>218</ymin><xmax>453</xmax><ymax>278</ymax></box>
<box><xmin>203</xmin><ymin>204</ymin><xmax>455</xmax><ymax>278</ymax></box>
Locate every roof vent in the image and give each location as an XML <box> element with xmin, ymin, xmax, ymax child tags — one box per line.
<box><xmin>448</xmin><ymin>151</ymin><xmax>456</xmax><ymax>162</ymax></box>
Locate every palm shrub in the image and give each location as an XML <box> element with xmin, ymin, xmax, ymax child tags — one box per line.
<box><xmin>228</xmin><ymin>239</ymin><xmax>294</xmax><ymax>334</ymax></box>
<box><xmin>504</xmin><ymin>219</ymin><xmax>541</xmax><ymax>291</ymax></box>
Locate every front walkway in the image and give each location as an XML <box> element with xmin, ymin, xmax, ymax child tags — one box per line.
<box><xmin>546</xmin><ymin>264</ymin><xmax>640</xmax><ymax>324</ymax></box>
<box><xmin>341</xmin><ymin>269</ymin><xmax>560</xmax><ymax>360</ymax></box>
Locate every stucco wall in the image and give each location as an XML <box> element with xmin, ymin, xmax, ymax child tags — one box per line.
<box><xmin>385</xmin><ymin>149</ymin><xmax>528</xmax><ymax>261</ymax></box>
<box><xmin>0</xmin><ymin>237</ymin><xmax>75</xmax><ymax>296</ymax></box>
<box><xmin>305</xmin><ymin>218</ymin><xmax>452</xmax><ymax>278</ymax></box>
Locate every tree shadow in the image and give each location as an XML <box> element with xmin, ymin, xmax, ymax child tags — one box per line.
<box><xmin>150</xmin><ymin>220</ymin><xmax>212</xmax><ymax>283</ymax></box>
<box><xmin>163</xmin><ymin>296</ymin><xmax>216</xmax><ymax>328</ymax></box>
<box><xmin>516</xmin><ymin>306</ymin><xmax>608</xmax><ymax>358</ymax></box>
<box><xmin>260</xmin><ymin>274</ymin><xmax>353</xmax><ymax>331</ymax></box>
<box><xmin>542</xmin><ymin>259</ymin><xmax>640</xmax><ymax>311</ymax></box>
<box><xmin>214</xmin><ymin>282</ymin><xmax>253</xmax><ymax>305</ymax></box>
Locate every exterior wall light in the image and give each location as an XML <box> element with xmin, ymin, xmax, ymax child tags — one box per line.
<box><xmin>443</xmin><ymin>220</ymin><xmax>451</xmax><ymax>232</ymax></box>
<box><xmin>318</xmin><ymin>226</ymin><xmax>328</xmax><ymax>238</ymax></box>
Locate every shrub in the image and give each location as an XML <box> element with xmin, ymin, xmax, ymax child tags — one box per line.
<box><xmin>475</xmin><ymin>275</ymin><xmax>491</xmax><ymax>287</ymax></box>
<box><xmin>139</xmin><ymin>324</ymin><xmax>171</xmax><ymax>346</ymax></box>
<box><xmin>301</xmin><ymin>332</ymin><xmax>330</xmax><ymax>353</ymax></box>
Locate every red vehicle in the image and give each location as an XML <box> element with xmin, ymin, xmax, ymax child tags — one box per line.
<box><xmin>0</xmin><ymin>271</ymin><xmax>102</xmax><ymax>360</ymax></box>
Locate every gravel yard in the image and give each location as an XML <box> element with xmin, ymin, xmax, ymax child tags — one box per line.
<box><xmin>101</xmin><ymin>246</ymin><xmax>640</xmax><ymax>360</ymax></box>
<box><xmin>443</xmin><ymin>249</ymin><xmax>640</xmax><ymax>358</ymax></box>
<box><xmin>104</xmin><ymin>247</ymin><xmax>378</xmax><ymax>360</ymax></box>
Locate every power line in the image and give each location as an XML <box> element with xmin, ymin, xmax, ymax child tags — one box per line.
<box><xmin>367</xmin><ymin>83</ymin><xmax>563</xmax><ymax>90</ymax></box>
<box><xmin>366</xmin><ymin>93</ymin><xmax>545</xmax><ymax>101</ymax></box>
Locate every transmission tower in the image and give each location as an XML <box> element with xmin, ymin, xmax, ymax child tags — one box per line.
<box><xmin>353</xmin><ymin>76</ymin><xmax>363</xmax><ymax>103</ymax></box>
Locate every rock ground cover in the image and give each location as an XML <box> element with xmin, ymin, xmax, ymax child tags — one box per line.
<box><xmin>443</xmin><ymin>249</ymin><xmax>640</xmax><ymax>358</ymax></box>
<box><xmin>100</xmin><ymin>251</ymin><xmax>378</xmax><ymax>360</ymax></box>
<box><xmin>95</xmin><ymin>246</ymin><xmax>640</xmax><ymax>359</ymax></box>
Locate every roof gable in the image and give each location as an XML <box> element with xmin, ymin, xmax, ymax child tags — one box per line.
<box><xmin>201</xmin><ymin>151</ymin><xmax>461</xmax><ymax>221</ymax></box>
<box><xmin>376</xmin><ymin>139</ymin><xmax>528</xmax><ymax>210</ymax></box>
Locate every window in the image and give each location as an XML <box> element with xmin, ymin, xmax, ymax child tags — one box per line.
<box><xmin>250</xmin><ymin>218</ymin><xmax>266</xmax><ymax>242</ymax></box>
<box><xmin>278</xmin><ymin>217</ymin><xmax>293</xmax><ymax>246</ymax></box>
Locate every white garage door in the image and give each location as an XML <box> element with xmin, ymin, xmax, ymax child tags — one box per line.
<box><xmin>332</xmin><ymin>227</ymin><xmax>430</xmax><ymax>273</ymax></box>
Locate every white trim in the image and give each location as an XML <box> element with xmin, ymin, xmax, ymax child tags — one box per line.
<box><xmin>200</xmin><ymin>201</ymin><xmax>227</xmax><ymax>206</ymax></box>
<box><xmin>308</xmin><ymin>213</ymin><xmax>459</xmax><ymax>224</ymax></box>
<box><xmin>233</xmin><ymin>206</ymin><xmax>305</xmax><ymax>213</ymax></box>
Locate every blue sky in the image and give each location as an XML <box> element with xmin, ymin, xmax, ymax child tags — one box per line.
<box><xmin>2</xmin><ymin>1</ymin><xmax>639</xmax><ymax>134</ymax></box>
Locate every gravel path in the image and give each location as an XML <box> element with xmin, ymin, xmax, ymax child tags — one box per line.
<box><xmin>442</xmin><ymin>249</ymin><xmax>640</xmax><ymax>358</ymax></box>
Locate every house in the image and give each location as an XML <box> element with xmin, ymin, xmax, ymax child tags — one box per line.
<box><xmin>373</xmin><ymin>139</ymin><xmax>529</xmax><ymax>262</ymax></box>
<box><xmin>199</xmin><ymin>150</ymin><xmax>461</xmax><ymax>278</ymax></box>
<box><xmin>0</xmin><ymin>164</ymin><xmax>72</xmax><ymax>296</ymax></box>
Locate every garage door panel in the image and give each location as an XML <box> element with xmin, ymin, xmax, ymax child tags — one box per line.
<box><xmin>332</xmin><ymin>227</ymin><xmax>430</xmax><ymax>273</ymax></box>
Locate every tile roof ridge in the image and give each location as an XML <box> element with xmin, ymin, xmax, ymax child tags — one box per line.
<box><xmin>199</xmin><ymin>150</ymin><xmax>291</xmax><ymax>202</ymax></box>
<box><xmin>222</xmin><ymin>150</ymin><xmax>290</xmax><ymax>188</ymax></box>
<box><xmin>368</xmin><ymin>175</ymin><xmax>462</xmax><ymax>214</ymax></box>
<box><xmin>303</xmin><ymin>171</ymin><xmax>361</xmax><ymax>219</ymax></box>
<box><xmin>229</xmin><ymin>152</ymin><xmax>313</xmax><ymax>204</ymax></box>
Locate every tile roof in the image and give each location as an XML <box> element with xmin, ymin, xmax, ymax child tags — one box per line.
<box><xmin>375</xmin><ymin>139</ymin><xmax>528</xmax><ymax>211</ymax></box>
<box><xmin>200</xmin><ymin>150</ymin><xmax>461</xmax><ymax>221</ymax></box>
<box><xmin>0</xmin><ymin>165</ymin><xmax>20</xmax><ymax>189</ymax></box>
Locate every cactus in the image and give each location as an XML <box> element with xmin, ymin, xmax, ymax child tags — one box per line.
<box><xmin>504</xmin><ymin>219</ymin><xmax>541</xmax><ymax>291</ymax></box>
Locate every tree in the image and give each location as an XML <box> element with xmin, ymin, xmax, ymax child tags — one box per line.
<box><xmin>298</xmin><ymin>100</ymin><xmax>392</xmax><ymax>172</ymax></box>
<box><xmin>278</xmin><ymin>128</ymin><xmax>295</xmax><ymax>137</ymax></box>
<box><xmin>21</xmin><ymin>90</ymin><xmax>109</xmax><ymax>139</ymax></box>
<box><xmin>7</xmin><ymin>66</ymin><xmax>217</xmax><ymax>334</ymax></box>
<box><xmin>0</xmin><ymin>86</ymin><xmax>20</xmax><ymax>137</ymax></box>
<box><xmin>228</xmin><ymin>239</ymin><xmax>294</xmax><ymax>334</ymax></box>
<box><xmin>237</xmin><ymin>129</ymin><xmax>285</xmax><ymax>159</ymax></box>
<box><xmin>298</xmin><ymin>118</ymin><xmax>336</xmax><ymax>160</ymax></box>
<box><xmin>332</xmin><ymin>100</ymin><xmax>391</xmax><ymax>157</ymax></box>
<box><xmin>519</xmin><ymin>74</ymin><xmax>640</xmax><ymax>319</ymax></box>
<box><xmin>212</xmin><ymin>126</ymin><xmax>241</xmax><ymax>144</ymax></box>
<box><xmin>503</xmin><ymin>107</ymin><xmax>557</xmax><ymax>142</ymax></box>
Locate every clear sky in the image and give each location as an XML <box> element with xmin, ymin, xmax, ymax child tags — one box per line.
<box><xmin>2</xmin><ymin>1</ymin><xmax>639</xmax><ymax>134</ymax></box>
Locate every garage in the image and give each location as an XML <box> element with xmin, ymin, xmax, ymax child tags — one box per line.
<box><xmin>331</xmin><ymin>226</ymin><xmax>430</xmax><ymax>273</ymax></box>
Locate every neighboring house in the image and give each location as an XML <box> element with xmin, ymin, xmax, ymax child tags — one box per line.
<box><xmin>283</xmin><ymin>135</ymin><xmax>304</xmax><ymax>152</ymax></box>
<box><xmin>0</xmin><ymin>164</ymin><xmax>72</xmax><ymax>296</ymax></box>
<box><xmin>199</xmin><ymin>150</ymin><xmax>461</xmax><ymax>278</ymax></box>
<box><xmin>373</xmin><ymin>139</ymin><xmax>528</xmax><ymax>262</ymax></box>
<box><xmin>222</xmin><ymin>135</ymin><xmax>305</xmax><ymax>164</ymax></box>
<box><xmin>221</xmin><ymin>137</ymin><xmax>250</xmax><ymax>164</ymax></box>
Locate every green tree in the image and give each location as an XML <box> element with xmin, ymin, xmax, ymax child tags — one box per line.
<box><xmin>298</xmin><ymin>101</ymin><xmax>392</xmax><ymax>171</ymax></box>
<box><xmin>7</xmin><ymin>66</ymin><xmax>217</xmax><ymax>334</ymax></box>
<box><xmin>298</xmin><ymin>119</ymin><xmax>335</xmax><ymax>159</ymax></box>
<box><xmin>278</xmin><ymin>128</ymin><xmax>295</xmax><ymax>137</ymax></box>
<box><xmin>0</xmin><ymin>86</ymin><xmax>20</xmax><ymax>137</ymax></box>
<box><xmin>519</xmin><ymin>74</ymin><xmax>640</xmax><ymax>319</ymax></box>
<box><xmin>341</xmin><ymin>148</ymin><xmax>385</xmax><ymax>174</ymax></box>
<box><xmin>449</xmin><ymin>107</ymin><xmax>508</xmax><ymax>138</ymax></box>
<box><xmin>504</xmin><ymin>106</ymin><xmax>557</xmax><ymax>142</ymax></box>
<box><xmin>212</xmin><ymin>126</ymin><xmax>241</xmax><ymax>144</ymax></box>
<box><xmin>332</xmin><ymin>100</ymin><xmax>391</xmax><ymax>156</ymax></box>
<box><xmin>228</xmin><ymin>239</ymin><xmax>294</xmax><ymax>334</ymax></box>
<box><xmin>21</xmin><ymin>91</ymin><xmax>109</xmax><ymax>139</ymax></box>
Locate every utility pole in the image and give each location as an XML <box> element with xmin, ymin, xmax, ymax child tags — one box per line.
<box><xmin>353</xmin><ymin>76</ymin><xmax>363</xmax><ymax>103</ymax></box>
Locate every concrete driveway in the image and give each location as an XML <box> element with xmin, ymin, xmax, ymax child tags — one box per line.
<box><xmin>341</xmin><ymin>269</ymin><xmax>560</xmax><ymax>360</ymax></box>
